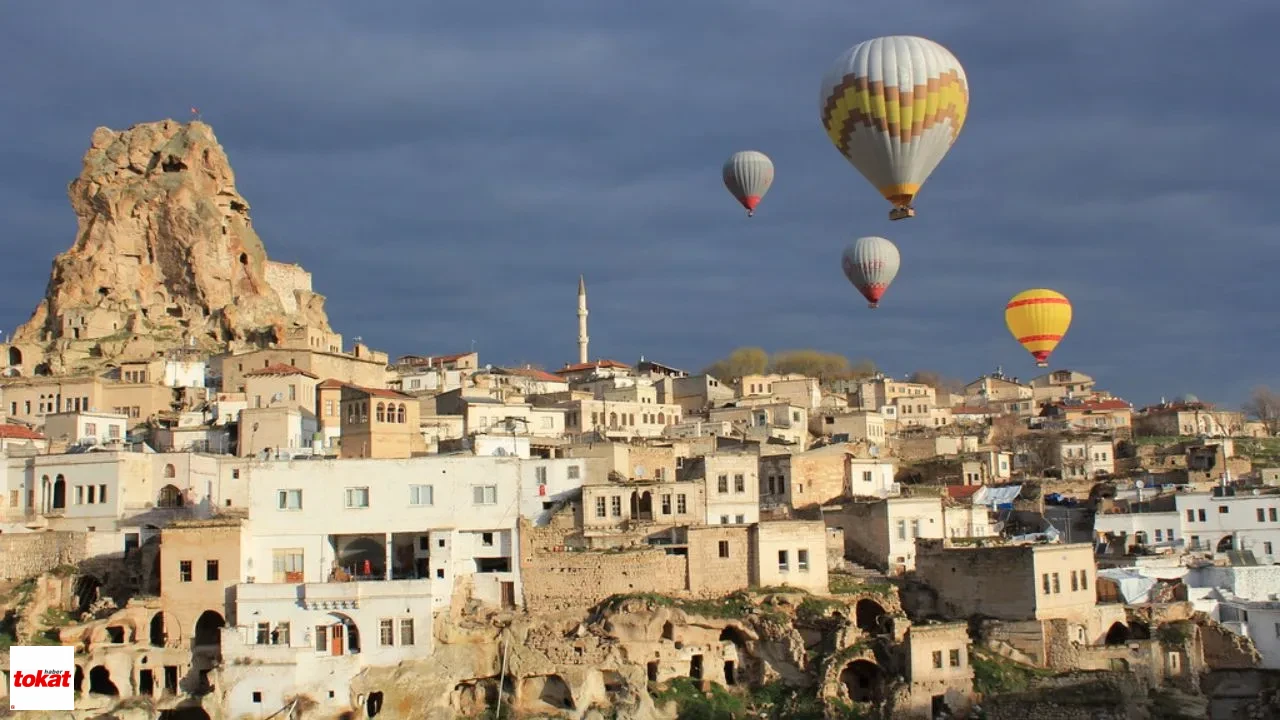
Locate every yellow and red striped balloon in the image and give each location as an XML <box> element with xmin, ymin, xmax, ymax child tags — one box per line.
<box><xmin>1005</xmin><ymin>289</ymin><xmax>1072</xmax><ymax>367</ymax></box>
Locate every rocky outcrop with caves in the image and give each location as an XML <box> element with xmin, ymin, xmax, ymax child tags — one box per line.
<box><xmin>6</xmin><ymin>119</ymin><xmax>334</xmax><ymax>374</ymax></box>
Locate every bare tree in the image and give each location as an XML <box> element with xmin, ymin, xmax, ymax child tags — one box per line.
<box><xmin>1243</xmin><ymin>386</ymin><xmax>1280</xmax><ymax>436</ymax></box>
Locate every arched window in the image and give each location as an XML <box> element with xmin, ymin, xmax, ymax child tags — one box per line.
<box><xmin>609</xmin><ymin>412</ymin><xmax>618</xmax><ymax>428</ymax></box>
<box><xmin>376</xmin><ymin>403</ymin><xmax>385</xmax><ymax>423</ymax></box>
<box><xmin>163</xmin><ymin>464</ymin><xmax>176</xmax><ymax>479</ymax></box>
<box><xmin>657</xmin><ymin>412</ymin><xmax>666</xmax><ymax>424</ymax></box>
<box><xmin>396</xmin><ymin>404</ymin><xmax>406</xmax><ymax>424</ymax></box>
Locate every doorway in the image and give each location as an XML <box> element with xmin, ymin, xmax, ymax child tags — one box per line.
<box><xmin>501</xmin><ymin>582</ymin><xmax>516</xmax><ymax>608</ymax></box>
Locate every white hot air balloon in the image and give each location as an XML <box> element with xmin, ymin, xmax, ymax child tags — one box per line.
<box><xmin>841</xmin><ymin>236</ymin><xmax>901</xmax><ymax>309</ymax></box>
<box><xmin>819</xmin><ymin>36</ymin><xmax>969</xmax><ymax>221</ymax></box>
<box><xmin>722</xmin><ymin>150</ymin><xmax>774</xmax><ymax>217</ymax></box>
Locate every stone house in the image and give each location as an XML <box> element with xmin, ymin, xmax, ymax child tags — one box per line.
<box><xmin>811</xmin><ymin>409</ymin><xmax>887</xmax><ymax>446</ymax></box>
<box><xmin>242</xmin><ymin>363</ymin><xmax>319</xmax><ymax>413</ymax></box>
<box><xmin>339</xmin><ymin>385</ymin><xmax>421</xmax><ymax>459</ymax></box>
<box><xmin>678</xmin><ymin>451</ymin><xmax>761</xmax><ymax>526</ymax></box>
<box><xmin>760</xmin><ymin>444</ymin><xmax>896</xmax><ymax>509</ymax></box>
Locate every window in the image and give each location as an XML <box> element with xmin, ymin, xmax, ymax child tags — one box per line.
<box><xmin>567</xmin><ymin>465</ymin><xmax>581</xmax><ymax>480</ymax></box>
<box><xmin>76</xmin><ymin>486</ymin><xmax>84</xmax><ymax>505</ymax></box>
<box><xmin>98</xmin><ymin>484</ymin><xmax>107</xmax><ymax>502</ymax></box>
<box><xmin>1198</xmin><ymin>509</ymin><xmax>1206</xmax><ymax>521</ymax></box>
<box><xmin>661</xmin><ymin>494</ymin><xmax>672</xmax><ymax>515</ymax></box>
<box><xmin>273</xmin><ymin>622</ymin><xmax>290</xmax><ymax>646</ymax></box>
<box><xmin>315</xmin><ymin>625</ymin><xmax>328</xmax><ymax>652</ymax></box>
<box><xmin>380</xmin><ymin>619</ymin><xmax>394</xmax><ymax>646</ymax></box>
<box><xmin>1267</xmin><ymin>542</ymin><xmax>1275</xmax><ymax>555</ymax></box>
<box><xmin>535</xmin><ymin>466</ymin><xmax>548</xmax><ymax>486</ymax></box>
<box><xmin>798</xmin><ymin>549</ymin><xmax>809</xmax><ymax>571</ymax></box>
<box><xmin>778</xmin><ymin>550</ymin><xmax>789</xmax><ymax>572</ymax></box>
<box><xmin>1219</xmin><ymin>506</ymin><xmax>1229</xmax><ymax>514</ymax></box>
<box><xmin>932</xmin><ymin>651</ymin><xmax>943</xmax><ymax>669</ymax></box>
<box><xmin>256</xmin><ymin>622</ymin><xmax>270</xmax><ymax>645</ymax></box>
<box><xmin>1155</xmin><ymin>529</ymin><xmax>1163</xmax><ymax>542</ymax></box>
<box><xmin>720</xmin><ymin>515</ymin><xmax>730</xmax><ymax>524</ymax></box>
<box><xmin>87</xmin><ymin>485</ymin><xmax>96</xmax><ymax>504</ymax></box>
<box><xmin>1272</xmin><ymin>508</ymin><xmax>1278</xmax><ymax>522</ymax></box>
<box><xmin>595</xmin><ymin>497</ymin><xmax>606</xmax><ymax>518</ymax></box>
<box><xmin>897</xmin><ymin>520</ymin><xmax>907</xmax><ymax>540</ymax></box>
<box><xmin>179</xmin><ymin>561</ymin><xmax>192</xmax><ymax>582</ymax></box>
<box><xmin>734</xmin><ymin>474</ymin><xmax>745</xmax><ymax>493</ymax></box>
<box><xmin>1071</xmin><ymin>571</ymin><xmax>1079</xmax><ymax>591</ymax></box>
<box><xmin>610</xmin><ymin>496</ymin><xmax>622</xmax><ymax>517</ymax></box>
<box><xmin>482</xmin><ymin>532</ymin><xmax>494</xmax><ymax>547</ymax></box>
<box><xmin>409</xmin><ymin>484</ymin><xmax>434</xmax><ymax>506</ymax></box>
<box><xmin>1042</xmin><ymin>573</ymin><xmax>1051</xmax><ymax>594</ymax></box>
<box><xmin>1052</xmin><ymin>573</ymin><xmax>1061</xmax><ymax>594</ymax></box>
<box><xmin>718</xmin><ymin>475</ymin><xmax>729</xmax><ymax>493</ymax></box>
<box><xmin>1259</xmin><ymin>508</ymin><xmax>1266</xmax><ymax>522</ymax></box>
<box><xmin>345</xmin><ymin>487</ymin><xmax>370</xmax><ymax>508</ymax></box>
<box><xmin>232</xmin><ymin>469</ymin><xmax>240</xmax><ymax>479</ymax></box>
<box><xmin>206</xmin><ymin>560</ymin><xmax>219</xmax><ymax>581</ymax></box>
<box><xmin>677</xmin><ymin>494</ymin><xmax>687</xmax><ymax>514</ymax></box>
<box><xmin>400</xmin><ymin>619</ymin><xmax>415</xmax><ymax>646</ymax></box>
<box><xmin>277</xmin><ymin>489</ymin><xmax>302</xmax><ymax>510</ymax></box>
<box><xmin>863</xmin><ymin>470</ymin><xmax>873</xmax><ymax>483</ymax></box>
<box><xmin>473</xmin><ymin>485</ymin><xmax>497</xmax><ymax>505</ymax></box>
<box><xmin>735</xmin><ymin>514</ymin><xmax>745</xmax><ymax>524</ymax></box>
<box><xmin>949</xmin><ymin>649</ymin><xmax>961</xmax><ymax>667</ymax></box>
<box><xmin>718</xmin><ymin>541</ymin><xmax>730</xmax><ymax>558</ymax></box>
<box><xmin>325</xmin><ymin>400</ymin><xmax>334</xmax><ymax>416</ymax></box>
<box><xmin>910</xmin><ymin>519</ymin><xmax>920</xmax><ymax>537</ymax></box>
<box><xmin>85</xmin><ymin>422</ymin><xmax>97</xmax><ymax>436</ymax></box>
<box><xmin>272</xmin><ymin>549</ymin><xmax>304</xmax><ymax>583</ymax></box>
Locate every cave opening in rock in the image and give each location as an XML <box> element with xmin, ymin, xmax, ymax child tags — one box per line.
<box><xmin>74</xmin><ymin>575</ymin><xmax>100</xmax><ymax>615</ymax></box>
<box><xmin>139</xmin><ymin>668</ymin><xmax>154</xmax><ymax>695</ymax></box>
<box><xmin>840</xmin><ymin>660</ymin><xmax>883</xmax><ymax>704</ymax></box>
<box><xmin>88</xmin><ymin>666</ymin><xmax>118</xmax><ymax>695</ymax></box>
<box><xmin>238</xmin><ymin>252</ymin><xmax>248</xmax><ymax>265</ymax></box>
<box><xmin>855</xmin><ymin>598</ymin><xmax>888</xmax><ymax>634</ymax></box>
<box><xmin>647</xmin><ymin>661</ymin><xmax>658</xmax><ymax>683</ymax></box>
<box><xmin>105</xmin><ymin>625</ymin><xmax>125</xmax><ymax>643</ymax></box>
<box><xmin>7</xmin><ymin>347</ymin><xmax>22</xmax><ymax>366</ymax></box>
<box><xmin>689</xmin><ymin>654</ymin><xmax>703</xmax><ymax>681</ymax></box>
<box><xmin>365</xmin><ymin>690</ymin><xmax>383</xmax><ymax>717</ymax></box>
<box><xmin>159</xmin><ymin>708</ymin><xmax>212</xmax><ymax>720</ymax></box>
<box><xmin>161</xmin><ymin>156</ymin><xmax>187</xmax><ymax>172</ymax></box>
<box><xmin>723</xmin><ymin>661</ymin><xmax>736</xmax><ymax>686</ymax></box>
<box><xmin>662</xmin><ymin>621</ymin><xmax>675</xmax><ymax>641</ymax></box>
<box><xmin>74</xmin><ymin>666</ymin><xmax>83</xmax><ymax>693</ymax></box>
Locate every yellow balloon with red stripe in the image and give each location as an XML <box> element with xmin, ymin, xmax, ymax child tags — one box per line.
<box><xmin>1005</xmin><ymin>289</ymin><xmax>1072</xmax><ymax>368</ymax></box>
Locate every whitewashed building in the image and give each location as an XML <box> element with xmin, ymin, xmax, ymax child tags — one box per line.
<box><xmin>1177</xmin><ymin>491</ymin><xmax>1280</xmax><ymax>559</ymax></box>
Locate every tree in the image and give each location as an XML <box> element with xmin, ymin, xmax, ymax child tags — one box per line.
<box><xmin>1244</xmin><ymin>386</ymin><xmax>1280</xmax><ymax>436</ymax></box>
<box><xmin>907</xmin><ymin>370</ymin><xmax>965</xmax><ymax>395</ymax></box>
<box><xmin>770</xmin><ymin>349</ymin><xmax>850</xmax><ymax>379</ymax></box>
<box><xmin>703</xmin><ymin>347</ymin><xmax>769</xmax><ymax>380</ymax></box>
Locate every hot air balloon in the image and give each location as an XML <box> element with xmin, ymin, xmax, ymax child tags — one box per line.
<box><xmin>1005</xmin><ymin>289</ymin><xmax>1072</xmax><ymax>368</ymax></box>
<box><xmin>819</xmin><ymin>36</ymin><xmax>969</xmax><ymax>221</ymax></box>
<box><xmin>722</xmin><ymin>151</ymin><xmax>774</xmax><ymax>217</ymax></box>
<box><xmin>841</xmin><ymin>236</ymin><xmax>900</xmax><ymax>309</ymax></box>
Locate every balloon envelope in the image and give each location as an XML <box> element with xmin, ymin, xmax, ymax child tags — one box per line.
<box><xmin>819</xmin><ymin>36</ymin><xmax>969</xmax><ymax>219</ymax></box>
<box><xmin>1005</xmin><ymin>289</ymin><xmax>1072</xmax><ymax>367</ymax></box>
<box><xmin>841</xmin><ymin>236</ymin><xmax>900</xmax><ymax>308</ymax></box>
<box><xmin>722</xmin><ymin>150</ymin><xmax>774</xmax><ymax>216</ymax></box>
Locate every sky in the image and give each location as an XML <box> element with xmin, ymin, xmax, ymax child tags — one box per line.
<box><xmin>1</xmin><ymin>1</ymin><xmax>1277</xmax><ymax>409</ymax></box>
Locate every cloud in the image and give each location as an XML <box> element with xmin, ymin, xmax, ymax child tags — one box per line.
<box><xmin>1</xmin><ymin>1</ymin><xmax>1278</xmax><ymax>406</ymax></box>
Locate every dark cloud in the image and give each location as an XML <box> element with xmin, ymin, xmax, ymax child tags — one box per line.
<box><xmin>1</xmin><ymin>1</ymin><xmax>1277</xmax><ymax>406</ymax></box>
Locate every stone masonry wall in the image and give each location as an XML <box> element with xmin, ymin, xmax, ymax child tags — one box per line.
<box><xmin>262</xmin><ymin>261</ymin><xmax>312</xmax><ymax>315</ymax></box>
<box><xmin>686</xmin><ymin>526</ymin><xmax>750</xmax><ymax>596</ymax></box>
<box><xmin>915</xmin><ymin>544</ymin><xmax>1037</xmax><ymax>620</ymax></box>
<box><xmin>520</xmin><ymin>513</ymin><xmax>688</xmax><ymax>613</ymax></box>
<box><xmin>0</xmin><ymin>531</ymin><xmax>87</xmax><ymax>581</ymax></box>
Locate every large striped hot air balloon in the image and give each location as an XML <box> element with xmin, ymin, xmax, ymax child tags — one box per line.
<box><xmin>1005</xmin><ymin>289</ymin><xmax>1072</xmax><ymax>368</ymax></box>
<box><xmin>722</xmin><ymin>150</ymin><xmax>774</xmax><ymax>217</ymax></box>
<box><xmin>819</xmin><ymin>36</ymin><xmax>969</xmax><ymax>221</ymax></box>
<box><xmin>841</xmin><ymin>236</ymin><xmax>900</xmax><ymax>309</ymax></box>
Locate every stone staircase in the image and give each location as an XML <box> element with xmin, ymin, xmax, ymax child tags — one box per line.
<box><xmin>839</xmin><ymin>560</ymin><xmax>891</xmax><ymax>585</ymax></box>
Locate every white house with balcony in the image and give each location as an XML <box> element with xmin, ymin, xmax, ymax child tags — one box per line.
<box><xmin>241</xmin><ymin>455</ymin><xmax>534</xmax><ymax>615</ymax></box>
<box><xmin>1176</xmin><ymin>491</ymin><xmax>1280</xmax><ymax>560</ymax></box>
<box><xmin>219</xmin><ymin>578</ymin><xmax>433</xmax><ymax>718</ymax></box>
<box><xmin>1093</xmin><ymin>509</ymin><xmax>1183</xmax><ymax>553</ymax></box>
<box><xmin>519</xmin><ymin>457</ymin><xmax>585</xmax><ymax>525</ymax></box>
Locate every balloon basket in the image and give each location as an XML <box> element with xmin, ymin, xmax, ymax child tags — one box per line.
<box><xmin>889</xmin><ymin>207</ymin><xmax>915</xmax><ymax>221</ymax></box>
<box><xmin>1035</xmin><ymin>362</ymin><xmax>1048</xmax><ymax>368</ymax></box>
<box><xmin>746</xmin><ymin>210</ymin><xmax>754</xmax><ymax>217</ymax></box>
<box><xmin>867</xmin><ymin>302</ymin><xmax>879</xmax><ymax>309</ymax></box>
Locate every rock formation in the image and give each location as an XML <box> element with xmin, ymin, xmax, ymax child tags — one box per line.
<box><xmin>6</xmin><ymin>119</ymin><xmax>335</xmax><ymax>374</ymax></box>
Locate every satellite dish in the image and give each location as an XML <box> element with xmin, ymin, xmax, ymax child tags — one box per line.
<box><xmin>1134</xmin><ymin>479</ymin><xmax>1145</xmax><ymax>489</ymax></box>
<box><xmin>1253</xmin><ymin>489</ymin><xmax>1262</xmax><ymax>496</ymax></box>
<box><xmin>635</xmin><ymin>465</ymin><xmax>646</xmax><ymax>477</ymax></box>
<box><xmin>493</xmin><ymin>447</ymin><xmax>508</xmax><ymax>456</ymax></box>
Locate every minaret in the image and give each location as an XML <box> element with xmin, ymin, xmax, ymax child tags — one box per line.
<box><xmin>577</xmin><ymin>275</ymin><xmax>589</xmax><ymax>365</ymax></box>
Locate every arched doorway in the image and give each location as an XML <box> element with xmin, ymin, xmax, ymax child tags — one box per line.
<box><xmin>74</xmin><ymin>575</ymin><xmax>101</xmax><ymax>615</ymax></box>
<box><xmin>158</xmin><ymin>484</ymin><xmax>184</xmax><ymax>508</ymax></box>
<box><xmin>840</xmin><ymin>660</ymin><xmax>884</xmax><ymax>704</ymax></box>
<box><xmin>630</xmin><ymin>491</ymin><xmax>653</xmax><ymax>521</ymax></box>
<box><xmin>1217</xmin><ymin>535</ymin><xmax>1235</xmax><ymax>553</ymax></box>
<box><xmin>1104</xmin><ymin>622</ymin><xmax>1130</xmax><ymax>646</ymax></box>
<box><xmin>338</xmin><ymin>537</ymin><xmax>385</xmax><ymax>579</ymax></box>
<box><xmin>325</xmin><ymin>613</ymin><xmax>360</xmax><ymax>655</ymax></box>
<box><xmin>855</xmin><ymin>598</ymin><xmax>888</xmax><ymax>634</ymax></box>
<box><xmin>40</xmin><ymin>475</ymin><xmax>51</xmax><ymax>513</ymax></box>
<box><xmin>52</xmin><ymin>476</ymin><xmax>67</xmax><ymax>510</ymax></box>
<box><xmin>88</xmin><ymin>666</ymin><xmax>119</xmax><ymax>696</ymax></box>
<box><xmin>193</xmin><ymin>610</ymin><xmax>225</xmax><ymax>649</ymax></box>
<box><xmin>151</xmin><ymin>611</ymin><xmax>179</xmax><ymax>647</ymax></box>
<box><xmin>7</xmin><ymin>347</ymin><xmax>21</xmax><ymax>367</ymax></box>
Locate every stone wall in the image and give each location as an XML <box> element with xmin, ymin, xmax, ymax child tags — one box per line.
<box><xmin>0</xmin><ymin>531</ymin><xmax>87</xmax><ymax>581</ymax></box>
<box><xmin>262</xmin><ymin>261</ymin><xmax>313</xmax><ymax>315</ymax></box>
<box><xmin>915</xmin><ymin>543</ymin><xmax>1038</xmax><ymax>620</ymax></box>
<box><xmin>520</xmin><ymin>514</ymin><xmax>687</xmax><ymax>613</ymax></box>
<box><xmin>686</xmin><ymin>526</ymin><xmax>750</xmax><ymax>596</ymax></box>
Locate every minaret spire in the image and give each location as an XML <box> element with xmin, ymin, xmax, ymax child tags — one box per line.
<box><xmin>577</xmin><ymin>275</ymin><xmax>589</xmax><ymax>365</ymax></box>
